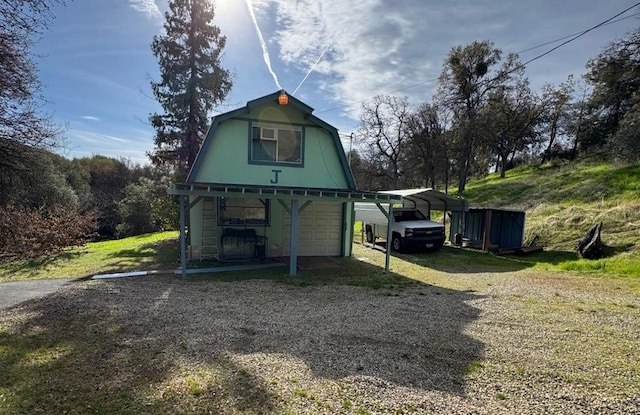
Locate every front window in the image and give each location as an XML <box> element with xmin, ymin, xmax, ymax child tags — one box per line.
<box><xmin>251</xmin><ymin>123</ymin><xmax>302</xmax><ymax>164</ymax></box>
<box><xmin>218</xmin><ymin>198</ymin><xmax>270</xmax><ymax>225</ymax></box>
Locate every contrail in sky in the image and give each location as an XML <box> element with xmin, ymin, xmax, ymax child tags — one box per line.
<box><xmin>292</xmin><ymin>39</ymin><xmax>334</xmax><ymax>95</ymax></box>
<box><xmin>245</xmin><ymin>0</ymin><xmax>282</xmax><ymax>90</ymax></box>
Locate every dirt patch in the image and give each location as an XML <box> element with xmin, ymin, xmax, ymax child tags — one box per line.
<box><xmin>295</xmin><ymin>256</ymin><xmax>342</xmax><ymax>270</ymax></box>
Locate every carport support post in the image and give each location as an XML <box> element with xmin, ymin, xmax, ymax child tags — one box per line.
<box><xmin>289</xmin><ymin>199</ymin><xmax>299</xmax><ymax>276</ymax></box>
<box><xmin>179</xmin><ymin>195</ymin><xmax>187</xmax><ymax>278</ymax></box>
<box><xmin>385</xmin><ymin>203</ymin><xmax>393</xmax><ymax>273</ymax></box>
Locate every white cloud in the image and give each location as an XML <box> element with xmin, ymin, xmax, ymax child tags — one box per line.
<box><xmin>261</xmin><ymin>0</ymin><xmax>460</xmax><ymax>117</ymax></box>
<box><xmin>64</xmin><ymin>129</ymin><xmax>152</xmax><ymax>165</ymax></box>
<box><xmin>82</xmin><ymin>116</ymin><xmax>100</xmax><ymax>121</ymax></box>
<box><xmin>70</xmin><ymin>130</ymin><xmax>130</xmax><ymax>144</ymax></box>
<box><xmin>129</xmin><ymin>0</ymin><xmax>162</xmax><ymax>20</ymax></box>
<box><xmin>257</xmin><ymin>0</ymin><xmax>635</xmax><ymax>121</ymax></box>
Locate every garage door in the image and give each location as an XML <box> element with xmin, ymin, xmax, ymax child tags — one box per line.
<box><xmin>284</xmin><ymin>202</ymin><xmax>343</xmax><ymax>256</ymax></box>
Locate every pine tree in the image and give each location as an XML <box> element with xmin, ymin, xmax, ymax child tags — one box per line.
<box><xmin>149</xmin><ymin>0</ymin><xmax>232</xmax><ymax>178</ymax></box>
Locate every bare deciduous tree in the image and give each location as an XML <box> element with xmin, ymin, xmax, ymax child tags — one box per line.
<box><xmin>0</xmin><ymin>0</ymin><xmax>65</xmax><ymax>202</ymax></box>
<box><xmin>356</xmin><ymin>95</ymin><xmax>411</xmax><ymax>189</ymax></box>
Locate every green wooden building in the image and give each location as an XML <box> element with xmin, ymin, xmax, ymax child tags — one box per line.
<box><xmin>168</xmin><ymin>90</ymin><xmax>399</xmax><ymax>275</ymax></box>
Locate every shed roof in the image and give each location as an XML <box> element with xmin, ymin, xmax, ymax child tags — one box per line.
<box><xmin>380</xmin><ymin>188</ymin><xmax>468</xmax><ymax>212</ymax></box>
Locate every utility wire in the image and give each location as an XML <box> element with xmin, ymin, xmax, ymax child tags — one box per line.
<box><xmin>518</xmin><ymin>2</ymin><xmax>640</xmax><ymax>69</ymax></box>
<box><xmin>315</xmin><ymin>3</ymin><xmax>640</xmax><ymax>115</ymax></box>
<box><xmin>516</xmin><ymin>12</ymin><xmax>640</xmax><ymax>54</ymax></box>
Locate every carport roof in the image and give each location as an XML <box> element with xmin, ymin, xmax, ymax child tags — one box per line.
<box><xmin>379</xmin><ymin>188</ymin><xmax>468</xmax><ymax>212</ymax></box>
<box><xmin>168</xmin><ymin>182</ymin><xmax>403</xmax><ymax>203</ymax></box>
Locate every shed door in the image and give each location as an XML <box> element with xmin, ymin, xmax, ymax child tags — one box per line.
<box><xmin>284</xmin><ymin>202</ymin><xmax>343</xmax><ymax>256</ymax></box>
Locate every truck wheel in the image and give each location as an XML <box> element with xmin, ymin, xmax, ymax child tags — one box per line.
<box><xmin>391</xmin><ymin>235</ymin><xmax>404</xmax><ymax>252</ymax></box>
<box><xmin>365</xmin><ymin>226</ymin><xmax>374</xmax><ymax>244</ymax></box>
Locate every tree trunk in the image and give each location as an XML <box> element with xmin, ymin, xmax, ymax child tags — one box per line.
<box><xmin>577</xmin><ymin>222</ymin><xmax>605</xmax><ymax>259</ymax></box>
<box><xmin>500</xmin><ymin>153</ymin><xmax>507</xmax><ymax>178</ymax></box>
<box><xmin>458</xmin><ymin>162</ymin><xmax>467</xmax><ymax>192</ymax></box>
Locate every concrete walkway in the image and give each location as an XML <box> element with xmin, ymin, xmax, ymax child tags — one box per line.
<box><xmin>0</xmin><ymin>279</ymin><xmax>77</xmax><ymax>310</ymax></box>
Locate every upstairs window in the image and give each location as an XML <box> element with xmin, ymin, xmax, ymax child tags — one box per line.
<box><xmin>251</xmin><ymin>123</ymin><xmax>303</xmax><ymax>165</ymax></box>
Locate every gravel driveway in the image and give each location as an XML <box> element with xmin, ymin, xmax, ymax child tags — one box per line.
<box><xmin>1</xmin><ymin>264</ymin><xmax>638</xmax><ymax>414</ymax></box>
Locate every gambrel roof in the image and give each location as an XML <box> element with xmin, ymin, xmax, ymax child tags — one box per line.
<box><xmin>186</xmin><ymin>90</ymin><xmax>356</xmax><ymax>189</ymax></box>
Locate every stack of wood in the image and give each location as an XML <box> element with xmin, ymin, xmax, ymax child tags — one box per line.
<box><xmin>577</xmin><ymin>222</ymin><xmax>605</xmax><ymax>259</ymax></box>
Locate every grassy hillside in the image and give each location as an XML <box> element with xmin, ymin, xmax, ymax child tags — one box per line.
<box><xmin>458</xmin><ymin>160</ymin><xmax>640</xmax><ymax>277</ymax></box>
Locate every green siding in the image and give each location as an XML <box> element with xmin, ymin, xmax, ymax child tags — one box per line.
<box><xmin>267</xmin><ymin>201</ymin><xmax>285</xmax><ymax>256</ymax></box>
<box><xmin>185</xmin><ymin>94</ymin><xmax>356</xmax><ymax>260</ymax></box>
<box><xmin>192</xmin><ymin>112</ymin><xmax>350</xmax><ymax>189</ymax></box>
<box><xmin>246</xmin><ymin>102</ymin><xmax>308</xmax><ymax>124</ymax></box>
<box><xmin>188</xmin><ymin>197</ymin><xmax>204</xmax><ymax>257</ymax></box>
<box><xmin>188</xmin><ymin>197</ymin><xmax>289</xmax><ymax>258</ymax></box>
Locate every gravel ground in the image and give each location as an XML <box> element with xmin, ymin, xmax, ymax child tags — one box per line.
<box><xmin>1</xmin><ymin>264</ymin><xmax>639</xmax><ymax>414</ymax></box>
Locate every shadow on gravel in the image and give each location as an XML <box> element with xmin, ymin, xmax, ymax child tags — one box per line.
<box><xmin>0</xmin><ymin>258</ymin><xmax>484</xmax><ymax>413</ymax></box>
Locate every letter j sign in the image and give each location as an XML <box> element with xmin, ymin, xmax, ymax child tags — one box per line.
<box><xmin>270</xmin><ymin>169</ymin><xmax>282</xmax><ymax>184</ymax></box>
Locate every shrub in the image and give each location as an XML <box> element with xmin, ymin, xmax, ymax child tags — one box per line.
<box><xmin>116</xmin><ymin>177</ymin><xmax>178</xmax><ymax>238</ymax></box>
<box><xmin>0</xmin><ymin>204</ymin><xmax>98</xmax><ymax>262</ymax></box>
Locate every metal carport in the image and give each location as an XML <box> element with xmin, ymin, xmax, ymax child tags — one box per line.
<box><xmin>379</xmin><ymin>188</ymin><xmax>468</xmax><ymax>214</ymax></box>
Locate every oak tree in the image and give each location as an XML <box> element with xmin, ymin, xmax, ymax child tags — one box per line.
<box><xmin>436</xmin><ymin>41</ymin><xmax>519</xmax><ymax>190</ymax></box>
<box><xmin>583</xmin><ymin>27</ymin><xmax>640</xmax><ymax>161</ymax></box>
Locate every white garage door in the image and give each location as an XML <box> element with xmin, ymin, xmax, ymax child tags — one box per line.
<box><xmin>284</xmin><ymin>202</ymin><xmax>343</xmax><ymax>256</ymax></box>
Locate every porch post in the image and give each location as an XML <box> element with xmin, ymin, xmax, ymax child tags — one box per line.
<box><xmin>289</xmin><ymin>199</ymin><xmax>299</xmax><ymax>276</ymax></box>
<box><xmin>180</xmin><ymin>195</ymin><xmax>187</xmax><ymax>278</ymax></box>
<box><xmin>385</xmin><ymin>203</ymin><xmax>393</xmax><ymax>273</ymax></box>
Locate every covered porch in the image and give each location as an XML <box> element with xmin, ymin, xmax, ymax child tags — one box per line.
<box><xmin>168</xmin><ymin>182</ymin><xmax>403</xmax><ymax>276</ymax></box>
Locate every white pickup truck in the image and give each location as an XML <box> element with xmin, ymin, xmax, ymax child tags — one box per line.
<box><xmin>354</xmin><ymin>204</ymin><xmax>446</xmax><ymax>253</ymax></box>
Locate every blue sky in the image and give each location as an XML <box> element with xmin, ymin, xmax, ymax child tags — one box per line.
<box><xmin>35</xmin><ymin>0</ymin><xmax>640</xmax><ymax>164</ymax></box>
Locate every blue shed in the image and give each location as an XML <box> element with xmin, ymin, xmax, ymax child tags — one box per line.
<box><xmin>450</xmin><ymin>207</ymin><xmax>526</xmax><ymax>252</ymax></box>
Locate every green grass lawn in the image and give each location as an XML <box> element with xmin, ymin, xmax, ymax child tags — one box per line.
<box><xmin>3</xmin><ymin>225</ymin><xmax>640</xmax><ymax>284</ymax></box>
<box><xmin>0</xmin><ymin>231</ymin><xmax>179</xmax><ymax>282</ymax></box>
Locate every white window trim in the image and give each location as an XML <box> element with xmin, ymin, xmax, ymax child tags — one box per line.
<box><xmin>252</xmin><ymin>123</ymin><xmax>303</xmax><ymax>165</ymax></box>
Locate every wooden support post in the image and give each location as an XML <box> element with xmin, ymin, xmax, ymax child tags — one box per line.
<box><xmin>385</xmin><ymin>203</ymin><xmax>393</xmax><ymax>273</ymax></box>
<box><xmin>289</xmin><ymin>199</ymin><xmax>299</xmax><ymax>276</ymax></box>
<box><xmin>180</xmin><ymin>195</ymin><xmax>187</xmax><ymax>278</ymax></box>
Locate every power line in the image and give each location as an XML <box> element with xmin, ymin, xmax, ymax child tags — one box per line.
<box><xmin>519</xmin><ymin>2</ymin><xmax>640</xmax><ymax>69</ymax></box>
<box><xmin>516</xmin><ymin>12</ymin><xmax>640</xmax><ymax>55</ymax></box>
<box><xmin>315</xmin><ymin>3</ymin><xmax>640</xmax><ymax>115</ymax></box>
